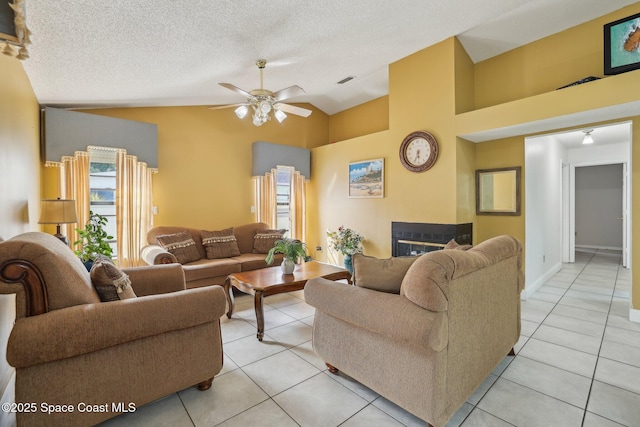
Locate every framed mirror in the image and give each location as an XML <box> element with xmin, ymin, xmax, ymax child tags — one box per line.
<box><xmin>476</xmin><ymin>167</ymin><xmax>521</xmax><ymax>216</ymax></box>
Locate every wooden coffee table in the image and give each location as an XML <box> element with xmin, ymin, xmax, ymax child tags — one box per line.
<box><xmin>224</xmin><ymin>261</ymin><xmax>351</xmax><ymax>341</ymax></box>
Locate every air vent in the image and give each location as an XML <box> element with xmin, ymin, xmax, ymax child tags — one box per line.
<box><xmin>337</xmin><ymin>76</ymin><xmax>355</xmax><ymax>84</ymax></box>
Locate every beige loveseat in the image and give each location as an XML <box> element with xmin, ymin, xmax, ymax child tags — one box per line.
<box><xmin>305</xmin><ymin>235</ymin><xmax>523</xmax><ymax>427</ymax></box>
<box><xmin>0</xmin><ymin>232</ymin><xmax>226</xmax><ymax>427</ymax></box>
<box><xmin>142</xmin><ymin>222</ymin><xmax>284</xmax><ymax>288</ymax></box>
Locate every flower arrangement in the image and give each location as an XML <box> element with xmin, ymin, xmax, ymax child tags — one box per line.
<box><xmin>327</xmin><ymin>226</ymin><xmax>364</xmax><ymax>256</ymax></box>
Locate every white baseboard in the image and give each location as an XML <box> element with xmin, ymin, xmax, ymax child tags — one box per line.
<box><xmin>630</xmin><ymin>305</ymin><xmax>640</xmax><ymax>324</ymax></box>
<box><xmin>522</xmin><ymin>262</ymin><xmax>563</xmax><ymax>300</ymax></box>
<box><xmin>575</xmin><ymin>244</ymin><xmax>623</xmax><ymax>251</ymax></box>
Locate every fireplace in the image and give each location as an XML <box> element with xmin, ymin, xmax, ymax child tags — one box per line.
<box><xmin>391</xmin><ymin>222</ymin><xmax>472</xmax><ymax>257</ymax></box>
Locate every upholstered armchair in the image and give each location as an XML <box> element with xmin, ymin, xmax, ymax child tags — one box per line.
<box><xmin>0</xmin><ymin>232</ymin><xmax>226</xmax><ymax>427</ymax></box>
<box><xmin>305</xmin><ymin>235</ymin><xmax>523</xmax><ymax>427</ymax></box>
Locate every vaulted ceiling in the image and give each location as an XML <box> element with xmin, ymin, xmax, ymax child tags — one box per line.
<box><xmin>21</xmin><ymin>0</ymin><xmax>638</xmax><ymax>114</ymax></box>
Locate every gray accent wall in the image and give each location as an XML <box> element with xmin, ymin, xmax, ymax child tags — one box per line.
<box><xmin>252</xmin><ymin>141</ymin><xmax>310</xmax><ymax>178</ymax></box>
<box><xmin>43</xmin><ymin>107</ymin><xmax>158</xmax><ymax>168</ymax></box>
<box><xmin>575</xmin><ymin>164</ymin><xmax>623</xmax><ymax>249</ymax></box>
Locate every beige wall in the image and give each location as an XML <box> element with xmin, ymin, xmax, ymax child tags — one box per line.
<box><xmin>0</xmin><ymin>54</ymin><xmax>41</xmax><ymax>414</ymax></box>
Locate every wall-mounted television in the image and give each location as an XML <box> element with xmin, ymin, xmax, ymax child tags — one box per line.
<box><xmin>604</xmin><ymin>11</ymin><xmax>640</xmax><ymax>75</ymax></box>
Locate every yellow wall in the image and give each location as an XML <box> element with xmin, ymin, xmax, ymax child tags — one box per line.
<box><xmin>310</xmin><ymin>4</ymin><xmax>640</xmax><ymax>313</ymax></box>
<box><xmin>55</xmin><ymin>4</ymin><xmax>640</xmax><ymax>310</ymax></box>
<box><xmin>310</xmin><ymin>39</ymin><xmax>462</xmax><ymax>262</ymax></box>
<box><xmin>0</xmin><ymin>56</ymin><xmax>41</xmax><ymax>237</ymax></box>
<box><xmin>329</xmin><ymin>96</ymin><xmax>389</xmax><ymax>142</ymax></box>
<box><xmin>0</xmin><ymin>54</ymin><xmax>40</xmax><ymax>416</ymax></box>
<box><xmin>474</xmin><ymin>137</ymin><xmax>525</xmax><ymax>244</ymax></box>
<box><xmin>76</xmin><ymin>104</ymin><xmax>329</xmax><ymax>231</ymax></box>
<box><xmin>472</xmin><ymin>4</ymin><xmax>633</xmax><ymax>109</ymax></box>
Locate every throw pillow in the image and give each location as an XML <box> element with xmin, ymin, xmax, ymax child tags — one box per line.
<box><xmin>90</xmin><ymin>260</ymin><xmax>137</xmax><ymax>302</ymax></box>
<box><xmin>252</xmin><ymin>229</ymin><xmax>287</xmax><ymax>254</ymax></box>
<box><xmin>352</xmin><ymin>253</ymin><xmax>419</xmax><ymax>294</ymax></box>
<box><xmin>93</xmin><ymin>254</ymin><xmax>114</xmax><ymax>264</ymax></box>
<box><xmin>156</xmin><ymin>231</ymin><xmax>201</xmax><ymax>264</ymax></box>
<box><xmin>201</xmin><ymin>227</ymin><xmax>241</xmax><ymax>259</ymax></box>
<box><xmin>444</xmin><ymin>239</ymin><xmax>473</xmax><ymax>250</ymax></box>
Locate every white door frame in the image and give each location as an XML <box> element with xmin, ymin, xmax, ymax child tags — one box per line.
<box><xmin>565</xmin><ymin>160</ymin><xmax>630</xmax><ymax>267</ymax></box>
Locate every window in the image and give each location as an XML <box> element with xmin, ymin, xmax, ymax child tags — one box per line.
<box><xmin>89</xmin><ymin>148</ymin><xmax>117</xmax><ymax>258</ymax></box>
<box><xmin>276</xmin><ymin>166</ymin><xmax>293</xmax><ymax>232</ymax></box>
<box><xmin>254</xmin><ymin>165</ymin><xmax>305</xmax><ymax>240</ymax></box>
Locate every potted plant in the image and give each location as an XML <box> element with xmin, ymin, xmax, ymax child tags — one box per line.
<box><xmin>74</xmin><ymin>210</ymin><xmax>114</xmax><ymax>271</ymax></box>
<box><xmin>327</xmin><ymin>226</ymin><xmax>364</xmax><ymax>274</ymax></box>
<box><xmin>265</xmin><ymin>238</ymin><xmax>308</xmax><ymax>274</ymax></box>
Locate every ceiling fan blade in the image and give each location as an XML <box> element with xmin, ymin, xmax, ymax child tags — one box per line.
<box><xmin>219</xmin><ymin>83</ymin><xmax>252</xmax><ymax>99</ymax></box>
<box><xmin>208</xmin><ymin>103</ymin><xmax>248</xmax><ymax>110</ymax></box>
<box><xmin>274</xmin><ymin>103</ymin><xmax>312</xmax><ymax>117</ymax></box>
<box><xmin>272</xmin><ymin>85</ymin><xmax>305</xmax><ymax>102</ymax></box>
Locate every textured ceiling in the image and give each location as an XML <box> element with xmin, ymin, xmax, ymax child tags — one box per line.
<box><xmin>21</xmin><ymin>0</ymin><xmax>638</xmax><ymax>115</ymax></box>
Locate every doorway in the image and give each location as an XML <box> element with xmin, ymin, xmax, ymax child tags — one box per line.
<box><xmin>525</xmin><ymin>121</ymin><xmax>632</xmax><ymax>297</ymax></box>
<box><xmin>561</xmin><ymin>122</ymin><xmax>632</xmax><ymax>269</ymax></box>
<box><xmin>574</xmin><ymin>164</ymin><xmax>625</xmax><ymax>263</ymax></box>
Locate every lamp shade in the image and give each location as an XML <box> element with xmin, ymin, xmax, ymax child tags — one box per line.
<box><xmin>38</xmin><ymin>199</ymin><xmax>78</xmax><ymax>224</ymax></box>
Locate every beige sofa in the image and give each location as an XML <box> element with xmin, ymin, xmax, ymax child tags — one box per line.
<box><xmin>0</xmin><ymin>232</ymin><xmax>226</xmax><ymax>427</ymax></box>
<box><xmin>305</xmin><ymin>235</ymin><xmax>523</xmax><ymax>427</ymax></box>
<box><xmin>142</xmin><ymin>222</ymin><xmax>284</xmax><ymax>288</ymax></box>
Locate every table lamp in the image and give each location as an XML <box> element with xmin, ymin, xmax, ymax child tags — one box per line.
<box><xmin>38</xmin><ymin>198</ymin><xmax>78</xmax><ymax>246</ymax></box>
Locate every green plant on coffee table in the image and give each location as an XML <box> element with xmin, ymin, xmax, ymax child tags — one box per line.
<box><xmin>265</xmin><ymin>238</ymin><xmax>308</xmax><ymax>265</ymax></box>
<box><xmin>74</xmin><ymin>210</ymin><xmax>114</xmax><ymax>262</ymax></box>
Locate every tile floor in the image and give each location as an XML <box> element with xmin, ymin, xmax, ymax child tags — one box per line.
<box><xmin>91</xmin><ymin>249</ymin><xmax>639</xmax><ymax>426</ymax></box>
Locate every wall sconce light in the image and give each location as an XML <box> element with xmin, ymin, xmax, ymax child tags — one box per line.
<box><xmin>38</xmin><ymin>198</ymin><xmax>78</xmax><ymax>245</ymax></box>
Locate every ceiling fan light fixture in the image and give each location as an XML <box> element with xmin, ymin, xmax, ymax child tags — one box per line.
<box><xmin>234</xmin><ymin>105</ymin><xmax>249</xmax><ymax>119</ymax></box>
<box><xmin>252</xmin><ymin>109</ymin><xmax>269</xmax><ymax>126</ymax></box>
<box><xmin>217</xmin><ymin>59</ymin><xmax>311</xmax><ymax>127</ymax></box>
<box><xmin>259</xmin><ymin>100</ymin><xmax>272</xmax><ymax>114</ymax></box>
<box><xmin>582</xmin><ymin>130</ymin><xmax>594</xmax><ymax>145</ymax></box>
<box><xmin>274</xmin><ymin>109</ymin><xmax>287</xmax><ymax>123</ymax></box>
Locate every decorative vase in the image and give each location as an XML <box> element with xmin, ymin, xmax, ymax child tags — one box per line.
<box><xmin>344</xmin><ymin>254</ymin><xmax>353</xmax><ymax>274</ymax></box>
<box><xmin>83</xmin><ymin>260</ymin><xmax>94</xmax><ymax>272</ymax></box>
<box><xmin>281</xmin><ymin>258</ymin><xmax>295</xmax><ymax>274</ymax></box>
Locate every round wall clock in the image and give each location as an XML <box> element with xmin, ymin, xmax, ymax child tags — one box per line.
<box><xmin>399</xmin><ymin>131</ymin><xmax>438</xmax><ymax>172</ymax></box>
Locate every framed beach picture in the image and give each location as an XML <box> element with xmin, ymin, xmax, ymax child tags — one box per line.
<box><xmin>348</xmin><ymin>158</ymin><xmax>384</xmax><ymax>198</ymax></box>
<box><xmin>604</xmin><ymin>12</ymin><xmax>640</xmax><ymax>75</ymax></box>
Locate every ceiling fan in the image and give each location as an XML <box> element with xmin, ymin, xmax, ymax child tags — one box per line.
<box><xmin>210</xmin><ymin>59</ymin><xmax>312</xmax><ymax>126</ymax></box>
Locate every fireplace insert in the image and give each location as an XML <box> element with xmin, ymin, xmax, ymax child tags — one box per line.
<box><xmin>391</xmin><ymin>222</ymin><xmax>472</xmax><ymax>257</ymax></box>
